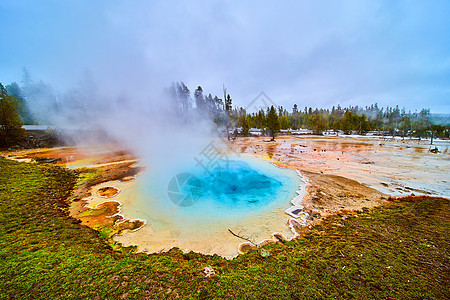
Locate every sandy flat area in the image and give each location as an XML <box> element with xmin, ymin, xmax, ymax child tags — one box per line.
<box><xmin>232</xmin><ymin>135</ymin><xmax>449</xmax><ymax>197</ymax></box>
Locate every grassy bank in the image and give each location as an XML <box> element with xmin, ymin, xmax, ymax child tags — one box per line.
<box><xmin>0</xmin><ymin>158</ymin><xmax>448</xmax><ymax>299</ymax></box>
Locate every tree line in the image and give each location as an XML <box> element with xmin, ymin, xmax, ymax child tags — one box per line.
<box><xmin>238</xmin><ymin>104</ymin><xmax>448</xmax><ymax>139</ymax></box>
<box><xmin>167</xmin><ymin>82</ymin><xmax>448</xmax><ymax>140</ymax></box>
<box><xmin>1</xmin><ymin>77</ymin><xmax>448</xmax><ymax>147</ymax></box>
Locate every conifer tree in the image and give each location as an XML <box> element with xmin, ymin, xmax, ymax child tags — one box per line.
<box><xmin>266</xmin><ymin>105</ymin><xmax>280</xmax><ymax>141</ymax></box>
<box><xmin>0</xmin><ymin>83</ymin><xmax>25</xmax><ymax>147</ymax></box>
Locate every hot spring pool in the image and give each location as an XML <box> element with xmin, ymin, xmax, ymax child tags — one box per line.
<box><xmin>113</xmin><ymin>154</ymin><xmax>303</xmax><ymax>258</ymax></box>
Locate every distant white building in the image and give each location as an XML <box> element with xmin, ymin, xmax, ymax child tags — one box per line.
<box><xmin>290</xmin><ymin>128</ymin><xmax>313</xmax><ymax>135</ymax></box>
<box><xmin>323</xmin><ymin>130</ymin><xmax>339</xmax><ymax>136</ymax></box>
<box><xmin>225</xmin><ymin>127</ymin><xmax>317</xmax><ymax>136</ymax></box>
<box><xmin>249</xmin><ymin>128</ymin><xmax>262</xmax><ymax>136</ymax></box>
<box><xmin>22</xmin><ymin>125</ymin><xmax>52</xmax><ymax>131</ymax></box>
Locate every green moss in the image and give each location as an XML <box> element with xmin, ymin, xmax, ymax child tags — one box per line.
<box><xmin>99</xmin><ymin>227</ymin><xmax>115</xmax><ymax>239</ymax></box>
<box><xmin>0</xmin><ymin>157</ymin><xmax>449</xmax><ymax>299</ymax></box>
<box><xmin>77</xmin><ymin>206</ymin><xmax>109</xmax><ymax>217</ymax></box>
<box><xmin>75</xmin><ymin>167</ymin><xmax>102</xmax><ymax>188</ymax></box>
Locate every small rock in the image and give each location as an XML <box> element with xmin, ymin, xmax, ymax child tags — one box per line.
<box><xmin>203</xmin><ymin>266</ymin><xmax>215</xmax><ymax>278</ymax></box>
<box><xmin>259</xmin><ymin>249</ymin><xmax>271</xmax><ymax>257</ymax></box>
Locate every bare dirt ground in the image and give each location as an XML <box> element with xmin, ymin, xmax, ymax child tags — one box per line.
<box><xmin>1</xmin><ymin>145</ymin><xmax>136</xmax><ymax>168</ymax></box>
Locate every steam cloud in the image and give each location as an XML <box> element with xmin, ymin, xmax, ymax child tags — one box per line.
<box><xmin>22</xmin><ymin>73</ymin><xmax>223</xmax><ymax>187</ymax></box>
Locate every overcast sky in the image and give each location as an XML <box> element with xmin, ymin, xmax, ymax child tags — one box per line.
<box><xmin>1</xmin><ymin>0</ymin><xmax>449</xmax><ymax>113</ymax></box>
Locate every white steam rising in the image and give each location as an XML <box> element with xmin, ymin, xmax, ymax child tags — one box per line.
<box><xmin>23</xmin><ymin>74</ymin><xmax>223</xmax><ymax>184</ymax></box>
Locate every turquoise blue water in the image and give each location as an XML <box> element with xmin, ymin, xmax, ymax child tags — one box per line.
<box><xmin>182</xmin><ymin>159</ymin><xmax>285</xmax><ymax>212</ymax></box>
<box><xmin>135</xmin><ymin>154</ymin><xmax>301</xmax><ymax>226</ymax></box>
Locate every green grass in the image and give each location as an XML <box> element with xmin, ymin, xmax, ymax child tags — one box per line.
<box><xmin>0</xmin><ymin>158</ymin><xmax>448</xmax><ymax>299</ymax></box>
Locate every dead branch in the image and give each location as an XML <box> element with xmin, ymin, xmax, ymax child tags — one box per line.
<box><xmin>228</xmin><ymin>229</ymin><xmax>256</xmax><ymax>245</ymax></box>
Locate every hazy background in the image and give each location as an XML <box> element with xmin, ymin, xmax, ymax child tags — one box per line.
<box><xmin>0</xmin><ymin>0</ymin><xmax>449</xmax><ymax>113</ymax></box>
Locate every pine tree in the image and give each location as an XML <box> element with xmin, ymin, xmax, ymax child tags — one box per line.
<box><xmin>6</xmin><ymin>82</ymin><xmax>34</xmax><ymax>124</ymax></box>
<box><xmin>240</xmin><ymin>113</ymin><xmax>250</xmax><ymax>136</ymax></box>
<box><xmin>223</xmin><ymin>86</ymin><xmax>232</xmax><ymax>140</ymax></box>
<box><xmin>266</xmin><ymin>105</ymin><xmax>280</xmax><ymax>141</ymax></box>
<box><xmin>194</xmin><ymin>86</ymin><xmax>205</xmax><ymax>111</ymax></box>
<box><xmin>176</xmin><ymin>82</ymin><xmax>191</xmax><ymax>112</ymax></box>
<box><xmin>225</xmin><ymin>94</ymin><xmax>232</xmax><ymax>112</ymax></box>
<box><xmin>292</xmin><ymin>104</ymin><xmax>299</xmax><ymax>129</ymax></box>
<box><xmin>0</xmin><ymin>83</ymin><xmax>25</xmax><ymax>147</ymax></box>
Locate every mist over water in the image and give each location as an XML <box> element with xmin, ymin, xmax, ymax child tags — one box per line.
<box><xmin>19</xmin><ymin>71</ymin><xmax>302</xmax><ymax>218</ymax></box>
<box><xmin>21</xmin><ymin>73</ymin><xmax>221</xmax><ymax>185</ymax></box>
<box><xmin>18</xmin><ymin>73</ymin><xmax>308</xmax><ymax>257</ymax></box>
